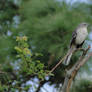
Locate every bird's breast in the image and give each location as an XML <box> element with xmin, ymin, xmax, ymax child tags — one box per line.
<box><xmin>76</xmin><ymin>28</ymin><xmax>88</xmax><ymax>44</ymax></box>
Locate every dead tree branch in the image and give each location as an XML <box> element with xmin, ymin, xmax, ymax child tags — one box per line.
<box><xmin>61</xmin><ymin>46</ymin><xmax>92</xmax><ymax>92</ymax></box>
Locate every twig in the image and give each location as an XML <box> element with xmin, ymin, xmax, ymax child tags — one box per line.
<box><xmin>47</xmin><ymin>54</ymin><xmax>67</xmax><ymax>76</ymax></box>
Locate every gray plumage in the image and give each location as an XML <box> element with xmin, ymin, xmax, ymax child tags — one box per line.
<box><xmin>63</xmin><ymin>23</ymin><xmax>89</xmax><ymax>65</ymax></box>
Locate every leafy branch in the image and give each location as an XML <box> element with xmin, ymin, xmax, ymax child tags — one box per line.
<box><xmin>15</xmin><ymin>36</ymin><xmax>50</xmax><ymax>80</ymax></box>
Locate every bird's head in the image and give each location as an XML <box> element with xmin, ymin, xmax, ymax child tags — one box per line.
<box><xmin>79</xmin><ymin>22</ymin><xmax>89</xmax><ymax>28</ymax></box>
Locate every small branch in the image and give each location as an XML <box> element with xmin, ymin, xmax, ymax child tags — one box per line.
<box><xmin>61</xmin><ymin>46</ymin><xmax>92</xmax><ymax>92</ymax></box>
<box><xmin>35</xmin><ymin>80</ymin><xmax>48</xmax><ymax>92</ymax></box>
<box><xmin>46</xmin><ymin>54</ymin><xmax>68</xmax><ymax>76</ymax></box>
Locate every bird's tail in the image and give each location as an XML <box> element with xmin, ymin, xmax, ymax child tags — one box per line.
<box><xmin>63</xmin><ymin>45</ymin><xmax>76</xmax><ymax>65</ymax></box>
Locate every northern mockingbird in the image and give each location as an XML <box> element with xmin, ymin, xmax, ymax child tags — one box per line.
<box><xmin>63</xmin><ymin>23</ymin><xmax>89</xmax><ymax>65</ymax></box>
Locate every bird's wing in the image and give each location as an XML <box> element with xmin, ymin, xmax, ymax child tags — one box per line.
<box><xmin>70</xmin><ymin>30</ymin><xmax>77</xmax><ymax>47</ymax></box>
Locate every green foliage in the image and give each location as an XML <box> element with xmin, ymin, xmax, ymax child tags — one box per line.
<box><xmin>0</xmin><ymin>36</ymin><xmax>50</xmax><ymax>91</ymax></box>
<box><xmin>0</xmin><ymin>83</ymin><xmax>8</xmax><ymax>92</ymax></box>
<box><xmin>15</xmin><ymin>36</ymin><xmax>49</xmax><ymax>80</ymax></box>
<box><xmin>71</xmin><ymin>79</ymin><xmax>92</xmax><ymax>92</ymax></box>
<box><xmin>0</xmin><ymin>0</ymin><xmax>19</xmax><ymax>63</ymax></box>
<box><xmin>0</xmin><ymin>0</ymin><xmax>19</xmax><ymax>34</ymax></box>
<box><xmin>18</xmin><ymin>0</ymin><xmax>92</xmax><ymax>59</ymax></box>
<box><xmin>0</xmin><ymin>0</ymin><xmax>92</xmax><ymax>91</ymax></box>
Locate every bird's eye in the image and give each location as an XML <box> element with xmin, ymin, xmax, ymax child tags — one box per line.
<box><xmin>84</xmin><ymin>24</ymin><xmax>87</xmax><ymax>26</ymax></box>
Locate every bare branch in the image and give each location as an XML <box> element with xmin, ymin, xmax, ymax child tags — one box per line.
<box><xmin>61</xmin><ymin>46</ymin><xmax>92</xmax><ymax>92</ymax></box>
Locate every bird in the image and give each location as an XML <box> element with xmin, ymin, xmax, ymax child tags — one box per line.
<box><xmin>63</xmin><ymin>23</ymin><xmax>89</xmax><ymax>65</ymax></box>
